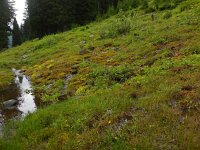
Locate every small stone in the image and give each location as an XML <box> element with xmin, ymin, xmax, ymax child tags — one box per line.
<box><xmin>22</xmin><ymin>54</ymin><xmax>28</xmax><ymax>59</ymax></box>
<box><xmin>179</xmin><ymin>115</ymin><xmax>185</xmax><ymax>124</ymax></box>
<box><xmin>58</xmin><ymin>94</ymin><xmax>68</xmax><ymax>100</ymax></box>
<box><xmin>3</xmin><ymin>99</ymin><xmax>18</xmax><ymax>108</ymax></box>
<box><xmin>80</xmin><ymin>40</ymin><xmax>86</xmax><ymax>44</ymax></box>
<box><xmin>47</xmin><ymin>84</ymin><xmax>53</xmax><ymax>89</ymax></box>
<box><xmin>35</xmin><ymin>74</ymin><xmax>41</xmax><ymax>79</ymax></box>
<box><xmin>89</xmin><ymin>34</ymin><xmax>94</xmax><ymax>38</ymax></box>
<box><xmin>79</xmin><ymin>49</ymin><xmax>88</xmax><ymax>55</ymax></box>
<box><xmin>169</xmin><ymin>99</ymin><xmax>177</xmax><ymax>108</ymax></box>
<box><xmin>71</xmin><ymin>69</ymin><xmax>78</xmax><ymax>75</ymax></box>
<box><xmin>112</xmin><ymin>47</ymin><xmax>120</xmax><ymax>51</ymax></box>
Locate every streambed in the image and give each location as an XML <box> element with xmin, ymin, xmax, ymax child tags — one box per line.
<box><xmin>0</xmin><ymin>69</ymin><xmax>38</xmax><ymax>134</ymax></box>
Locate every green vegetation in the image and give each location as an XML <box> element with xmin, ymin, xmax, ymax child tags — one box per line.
<box><xmin>12</xmin><ymin>18</ymin><xmax>22</xmax><ymax>47</ymax></box>
<box><xmin>1</xmin><ymin>0</ymin><xmax>200</xmax><ymax>149</ymax></box>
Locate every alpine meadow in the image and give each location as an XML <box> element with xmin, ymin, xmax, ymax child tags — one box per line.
<box><xmin>0</xmin><ymin>0</ymin><xmax>200</xmax><ymax>149</ymax></box>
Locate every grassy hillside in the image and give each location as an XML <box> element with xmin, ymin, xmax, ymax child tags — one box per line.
<box><xmin>1</xmin><ymin>0</ymin><xmax>200</xmax><ymax>149</ymax></box>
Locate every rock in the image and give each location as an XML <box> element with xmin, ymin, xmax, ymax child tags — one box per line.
<box><xmin>79</xmin><ymin>49</ymin><xmax>88</xmax><ymax>55</ymax></box>
<box><xmin>112</xmin><ymin>47</ymin><xmax>120</xmax><ymax>51</ymax></box>
<box><xmin>20</xmin><ymin>69</ymin><xmax>26</xmax><ymax>73</ymax></box>
<box><xmin>89</xmin><ymin>34</ymin><xmax>94</xmax><ymax>38</ymax></box>
<box><xmin>80</xmin><ymin>40</ymin><xmax>86</xmax><ymax>44</ymax></box>
<box><xmin>35</xmin><ymin>74</ymin><xmax>42</xmax><ymax>79</ymax></box>
<box><xmin>3</xmin><ymin>99</ymin><xmax>18</xmax><ymax>108</ymax></box>
<box><xmin>169</xmin><ymin>99</ymin><xmax>177</xmax><ymax>108</ymax></box>
<box><xmin>22</xmin><ymin>54</ymin><xmax>28</xmax><ymax>59</ymax></box>
<box><xmin>83</xmin><ymin>56</ymin><xmax>90</xmax><ymax>62</ymax></box>
<box><xmin>47</xmin><ymin>83</ymin><xmax>53</xmax><ymax>89</ymax></box>
<box><xmin>58</xmin><ymin>94</ymin><xmax>68</xmax><ymax>101</ymax></box>
<box><xmin>13</xmin><ymin>69</ymin><xmax>23</xmax><ymax>77</ymax></box>
<box><xmin>71</xmin><ymin>69</ymin><xmax>78</xmax><ymax>75</ymax></box>
<box><xmin>71</xmin><ymin>65</ymin><xmax>79</xmax><ymax>74</ymax></box>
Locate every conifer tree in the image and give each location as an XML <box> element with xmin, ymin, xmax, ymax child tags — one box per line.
<box><xmin>0</xmin><ymin>0</ymin><xmax>14</xmax><ymax>50</ymax></box>
<box><xmin>12</xmin><ymin>18</ymin><xmax>22</xmax><ymax>46</ymax></box>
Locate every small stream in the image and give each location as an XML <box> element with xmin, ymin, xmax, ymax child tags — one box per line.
<box><xmin>0</xmin><ymin>69</ymin><xmax>37</xmax><ymax>134</ymax></box>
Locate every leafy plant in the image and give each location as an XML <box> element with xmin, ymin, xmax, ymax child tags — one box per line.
<box><xmin>89</xmin><ymin>65</ymin><xmax>134</xmax><ymax>89</ymax></box>
<box><xmin>182</xmin><ymin>45</ymin><xmax>200</xmax><ymax>55</ymax></box>
<box><xmin>41</xmin><ymin>92</ymin><xmax>61</xmax><ymax>103</ymax></box>
<box><xmin>163</xmin><ymin>11</ymin><xmax>172</xmax><ymax>19</ymax></box>
<box><xmin>99</xmin><ymin>10</ymin><xmax>132</xmax><ymax>39</ymax></box>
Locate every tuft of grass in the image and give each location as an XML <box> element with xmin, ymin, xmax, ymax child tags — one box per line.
<box><xmin>163</xmin><ymin>11</ymin><xmax>172</xmax><ymax>19</ymax></box>
<box><xmin>99</xmin><ymin>10</ymin><xmax>132</xmax><ymax>39</ymax></box>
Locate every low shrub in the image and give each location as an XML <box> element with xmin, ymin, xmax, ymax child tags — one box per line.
<box><xmin>181</xmin><ymin>45</ymin><xmax>200</xmax><ymax>55</ymax></box>
<box><xmin>163</xmin><ymin>11</ymin><xmax>172</xmax><ymax>19</ymax></box>
<box><xmin>99</xmin><ymin>10</ymin><xmax>132</xmax><ymax>39</ymax></box>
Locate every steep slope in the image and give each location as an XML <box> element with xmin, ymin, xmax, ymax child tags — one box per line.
<box><xmin>1</xmin><ymin>0</ymin><xmax>200</xmax><ymax>149</ymax></box>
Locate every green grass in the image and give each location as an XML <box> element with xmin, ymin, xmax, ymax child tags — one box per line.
<box><xmin>1</xmin><ymin>0</ymin><xmax>200</xmax><ymax>149</ymax></box>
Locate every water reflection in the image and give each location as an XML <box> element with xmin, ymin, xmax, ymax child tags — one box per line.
<box><xmin>0</xmin><ymin>68</ymin><xmax>37</xmax><ymax>134</ymax></box>
<box><xmin>12</xmin><ymin>69</ymin><xmax>37</xmax><ymax>117</ymax></box>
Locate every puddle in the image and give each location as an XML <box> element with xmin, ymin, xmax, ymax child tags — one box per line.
<box><xmin>0</xmin><ymin>69</ymin><xmax>38</xmax><ymax>134</ymax></box>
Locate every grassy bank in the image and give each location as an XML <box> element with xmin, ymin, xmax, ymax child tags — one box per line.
<box><xmin>1</xmin><ymin>0</ymin><xmax>200</xmax><ymax>149</ymax></box>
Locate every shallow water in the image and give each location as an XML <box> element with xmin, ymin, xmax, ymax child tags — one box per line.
<box><xmin>0</xmin><ymin>69</ymin><xmax>37</xmax><ymax>134</ymax></box>
<box><xmin>13</xmin><ymin>69</ymin><xmax>37</xmax><ymax>117</ymax></box>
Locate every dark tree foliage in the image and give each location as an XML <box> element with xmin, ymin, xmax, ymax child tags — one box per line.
<box><xmin>22</xmin><ymin>0</ymin><xmax>185</xmax><ymax>40</ymax></box>
<box><xmin>0</xmin><ymin>0</ymin><xmax>14</xmax><ymax>50</ymax></box>
<box><xmin>20</xmin><ymin>2</ymin><xmax>31</xmax><ymax>41</ymax></box>
<box><xmin>21</xmin><ymin>18</ymin><xmax>30</xmax><ymax>41</ymax></box>
<box><xmin>24</xmin><ymin>0</ymin><xmax>119</xmax><ymax>39</ymax></box>
<box><xmin>26</xmin><ymin>0</ymin><xmax>74</xmax><ymax>38</ymax></box>
<box><xmin>97</xmin><ymin>0</ymin><xmax>119</xmax><ymax>14</ymax></box>
<box><xmin>73</xmin><ymin>0</ymin><xmax>96</xmax><ymax>25</ymax></box>
<box><xmin>12</xmin><ymin>18</ymin><xmax>22</xmax><ymax>46</ymax></box>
